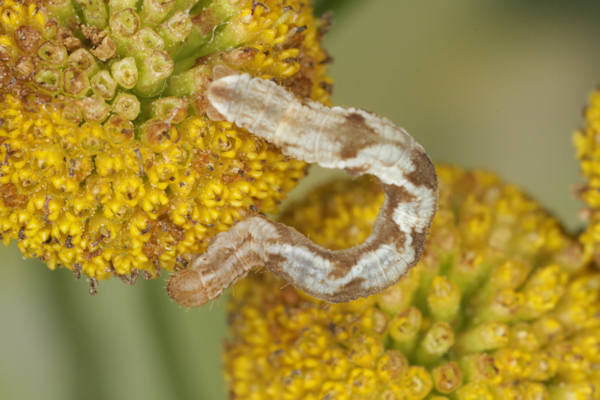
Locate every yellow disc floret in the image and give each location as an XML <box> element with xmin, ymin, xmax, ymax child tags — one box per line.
<box><xmin>225</xmin><ymin>166</ymin><xmax>595</xmax><ymax>400</ymax></box>
<box><xmin>0</xmin><ymin>0</ymin><xmax>331</xmax><ymax>281</ymax></box>
<box><xmin>574</xmin><ymin>88</ymin><xmax>600</xmax><ymax>264</ymax></box>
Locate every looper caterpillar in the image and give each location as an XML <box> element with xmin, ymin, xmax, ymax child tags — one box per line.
<box><xmin>167</xmin><ymin>73</ymin><xmax>438</xmax><ymax>307</ymax></box>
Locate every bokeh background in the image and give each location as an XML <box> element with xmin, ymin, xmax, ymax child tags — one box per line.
<box><xmin>2</xmin><ymin>1</ymin><xmax>600</xmax><ymax>398</ymax></box>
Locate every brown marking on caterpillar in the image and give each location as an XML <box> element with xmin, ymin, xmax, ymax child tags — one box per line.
<box><xmin>167</xmin><ymin>73</ymin><xmax>438</xmax><ymax>307</ymax></box>
<box><xmin>346</xmin><ymin>112</ymin><xmax>366</xmax><ymax>124</ymax></box>
<box><xmin>340</xmin><ymin>276</ymin><xmax>366</xmax><ymax>294</ymax></box>
<box><xmin>337</xmin><ymin>113</ymin><xmax>380</xmax><ymax>159</ymax></box>
<box><xmin>410</xmin><ymin>227</ymin><xmax>429</xmax><ymax>261</ymax></box>
<box><xmin>345</xmin><ymin>166</ymin><xmax>370</xmax><ymax>176</ymax></box>
<box><xmin>406</xmin><ymin>148</ymin><xmax>438</xmax><ymax>191</ymax></box>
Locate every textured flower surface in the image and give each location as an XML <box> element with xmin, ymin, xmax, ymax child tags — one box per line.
<box><xmin>574</xmin><ymin>89</ymin><xmax>600</xmax><ymax>265</ymax></box>
<box><xmin>0</xmin><ymin>0</ymin><xmax>330</xmax><ymax>280</ymax></box>
<box><xmin>225</xmin><ymin>165</ymin><xmax>599</xmax><ymax>400</ymax></box>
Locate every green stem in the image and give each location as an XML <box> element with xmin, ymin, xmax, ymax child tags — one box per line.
<box><xmin>139</xmin><ymin>277</ymin><xmax>228</xmax><ymax>400</ymax></box>
<box><xmin>44</xmin><ymin>269</ymin><xmax>107</xmax><ymax>400</ymax></box>
<box><xmin>170</xmin><ymin>26</ymin><xmax>212</xmax><ymax>66</ymax></box>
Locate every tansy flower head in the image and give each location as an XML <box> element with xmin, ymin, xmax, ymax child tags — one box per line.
<box><xmin>0</xmin><ymin>0</ymin><xmax>331</xmax><ymax>282</ymax></box>
<box><xmin>574</xmin><ymin>88</ymin><xmax>600</xmax><ymax>265</ymax></box>
<box><xmin>225</xmin><ymin>165</ymin><xmax>597</xmax><ymax>400</ymax></box>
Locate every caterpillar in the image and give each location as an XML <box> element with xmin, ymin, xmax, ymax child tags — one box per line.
<box><xmin>167</xmin><ymin>72</ymin><xmax>438</xmax><ymax>307</ymax></box>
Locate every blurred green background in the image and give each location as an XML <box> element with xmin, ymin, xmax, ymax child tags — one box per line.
<box><xmin>2</xmin><ymin>1</ymin><xmax>600</xmax><ymax>399</ymax></box>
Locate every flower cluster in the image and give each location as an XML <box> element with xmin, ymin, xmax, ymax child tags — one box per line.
<box><xmin>225</xmin><ymin>165</ymin><xmax>598</xmax><ymax>400</ymax></box>
<box><xmin>0</xmin><ymin>0</ymin><xmax>331</xmax><ymax>280</ymax></box>
<box><xmin>574</xmin><ymin>88</ymin><xmax>600</xmax><ymax>265</ymax></box>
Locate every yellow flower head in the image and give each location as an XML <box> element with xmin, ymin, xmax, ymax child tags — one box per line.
<box><xmin>0</xmin><ymin>0</ymin><xmax>330</xmax><ymax>281</ymax></box>
<box><xmin>225</xmin><ymin>165</ymin><xmax>597</xmax><ymax>400</ymax></box>
<box><xmin>574</xmin><ymin>88</ymin><xmax>600</xmax><ymax>264</ymax></box>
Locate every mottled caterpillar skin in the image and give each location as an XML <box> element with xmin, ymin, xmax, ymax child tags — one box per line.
<box><xmin>167</xmin><ymin>73</ymin><xmax>438</xmax><ymax>307</ymax></box>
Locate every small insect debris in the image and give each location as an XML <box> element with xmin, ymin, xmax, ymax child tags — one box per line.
<box><xmin>167</xmin><ymin>72</ymin><xmax>438</xmax><ymax>307</ymax></box>
<box><xmin>87</xmin><ymin>277</ymin><xmax>98</xmax><ymax>296</ymax></box>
